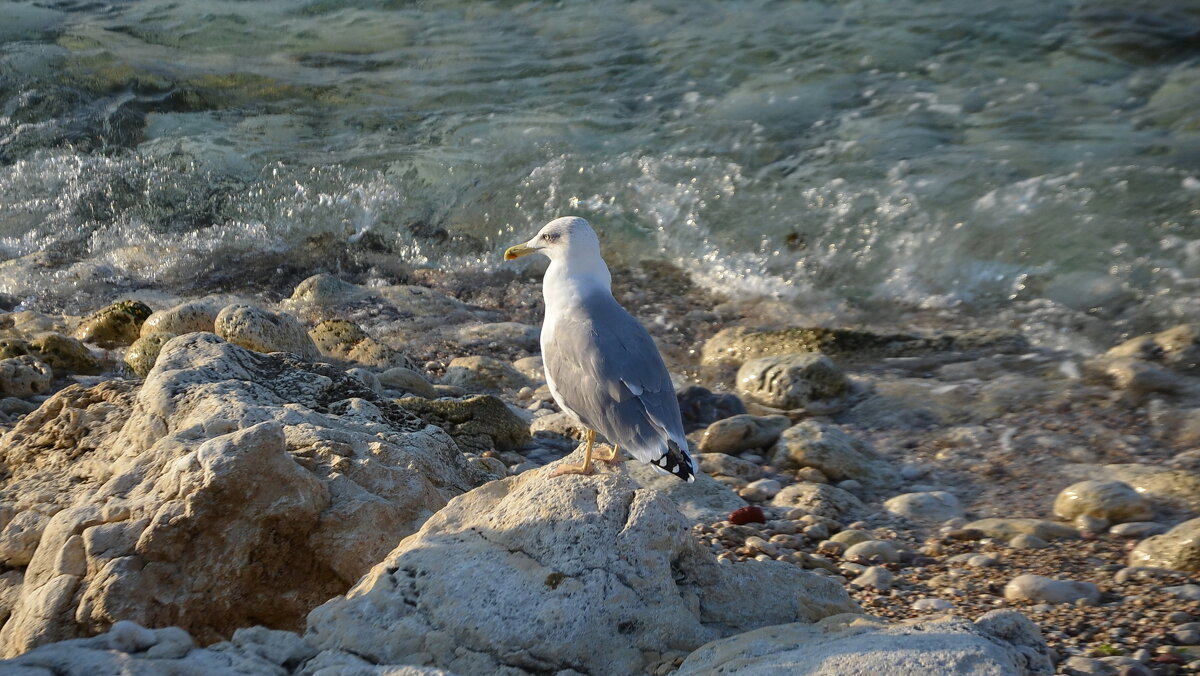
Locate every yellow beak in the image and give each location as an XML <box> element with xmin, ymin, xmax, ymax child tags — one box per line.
<box><xmin>504</xmin><ymin>243</ymin><xmax>537</xmax><ymax>260</ymax></box>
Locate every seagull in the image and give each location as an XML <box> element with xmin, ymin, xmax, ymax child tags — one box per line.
<box><xmin>504</xmin><ymin>217</ymin><xmax>696</xmax><ymax>482</ymax></box>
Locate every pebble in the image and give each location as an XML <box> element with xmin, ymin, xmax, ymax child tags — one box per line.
<box><xmin>911</xmin><ymin>598</ymin><xmax>955</xmax><ymax>611</ymax></box>
<box><xmin>1108</xmin><ymin>522</ymin><xmax>1168</xmax><ymax>539</ymax></box>
<box><xmin>829</xmin><ymin>529</ymin><xmax>872</xmax><ymax>545</ymax></box>
<box><xmin>1074</xmin><ymin>514</ymin><xmax>1110</xmax><ymax>534</ymax></box>
<box><xmin>851</xmin><ymin>566</ymin><xmax>894</xmax><ymax>590</ymax></box>
<box><xmin>802</xmin><ymin>523</ymin><xmax>829</xmax><ymax>540</ymax></box>
<box><xmin>740</xmin><ymin>477</ymin><xmax>782</xmax><ymax>501</ymax></box>
<box><xmin>1172</xmin><ymin>623</ymin><xmax>1200</xmax><ymax>645</ymax></box>
<box><xmin>843</xmin><ymin>539</ymin><xmax>900</xmax><ymax>564</ymax></box>
<box><xmin>967</xmin><ymin>554</ymin><xmax>999</xmax><ymax>567</ymax></box>
<box><xmin>883</xmin><ymin>491</ymin><xmax>964</xmax><ymax>522</ymax></box>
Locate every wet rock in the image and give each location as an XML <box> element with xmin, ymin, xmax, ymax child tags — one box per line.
<box><xmin>884</xmin><ymin>491</ymin><xmax>964</xmax><ymax>522</ymax></box>
<box><xmin>455</xmin><ymin>322</ymin><xmax>540</xmax><ymax>351</ymax></box>
<box><xmin>288</xmin><ymin>273</ymin><xmax>364</xmax><ymax>307</ymax></box>
<box><xmin>214</xmin><ymin>304</ymin><xmax>319</xmax><ymax>360</ymax></box>
<box><xmin>123</xmin><ymin>331</ymin><xmax>176</xmax><ymax>377</ymax></box>
<box><xmin>27</xmin><ymin>333</ymin><xmax>102</xmax><ymax>376</ymax></box>
<box><xmin>309</xmin><ymin>319</ymin><xmax>416</xmax><ymax>370</ymax></box>
<box><xmin>140</xmin><ymin>300</ymin><xmax>220</xmax><ymax>337</ymax></box>
<box><xmin>441</xmin><ymin>355</ymin><xmax>530</xmax><ymax>393</ymax></box>
<box><xmin>698</xmin><ymin>414</ymin><xmax>791</xmax><ymax>454</ymax></box>
<box><xmin>1003</xmin><ymin>574</ymin><xmax>1100</xmax><ymax>605</ymax></box>
<box><xmin>770</xmin><ymin>421</ymin><xmax>896</xmax><ymax>485</ymax></box>
<box><xmin>378</xmin><ymin>366</ymin><xmax>437</xmax><ymax>398</ymax></box>
<box><xmin>1053</xmin><ymin>480</ymin><xmax>1152</xmax><ymax>525</ymax></box>
<box><xmin>305</xmin><ymin>464</ymin><xmax>857</xmax><ymax>676</ymax></box>
<box><xmin>964</xmin><ymin>518</ymin><xmax>1080</xmax><ymax>542</ymax></box>
<box><xmin>1106</xmin><ymin>324</ymin><xmax>1200</xmax><ymax>372</ymax></box>
<box><xmin>1086</xmin><ymin>357</ymin><xmax>1188</xmax><ymax>395</ymax></box>
<box><xmin>771</xmin><ymin>482</ymin><xmax>866</xmax><ymax>520</ymax></box>
<box><xmin>396</xmin><ymin>394</ymin><xmax>531</xmax><ymax>453</ymax></box>
<box><xmin>698</xmin><ymin>453</ymin><xmax>763</xmax><ymax>482</ymax></box>
<box><xmin>0</xmin><ymin>334</ymin><xmax>489</xmax><ymax>655</ymax></box>
<box><xmin>0</xmin><ymin>355</ymin><xmax>52</xmax><ymax>397</ymax></box>
<box><xmin>676</xmin><ymin>611</ymin><xmax>1052</xmax><ymax>675</ymax></box>
<box><xmin>676</xmin><ymin>385</ymin><xmax>746</xmax><ymax>432</ymax></box>
<box><xmin>1128</xmin><ymin>518</ymin><xmax>1200</xmax><ymax>571</ymax></box>
<box><xmin>736</xmin><ymin>353</ymin><xmax>849</xmax><ymax>411</ymax></box>
<box><xmin>73</xmin><ymin>300</ymin><xmax>152</xmax><ymax>349</ymax></box>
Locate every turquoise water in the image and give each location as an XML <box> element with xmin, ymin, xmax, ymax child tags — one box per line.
<box><xmin>1</xmin><ymin>0</ymin><xmax>1198</xmax><ymax>345</ymax></box>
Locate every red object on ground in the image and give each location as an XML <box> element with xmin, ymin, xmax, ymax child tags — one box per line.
<box><xmin>729</xmin><ymin>505</ymin><xmax>765</xmax><ymax>525</ymax></box>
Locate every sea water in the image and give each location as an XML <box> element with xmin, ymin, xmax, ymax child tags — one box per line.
<box><xmin>1</xmin><ymin>0</ymin><xmax>1198</xmax><ymax>351</ymax></box>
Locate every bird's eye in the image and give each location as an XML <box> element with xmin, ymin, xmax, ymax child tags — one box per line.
<box><xmin>542</xmin><ymin>232</ymin><xmax>559</xmax><ymax>242</ymax></box>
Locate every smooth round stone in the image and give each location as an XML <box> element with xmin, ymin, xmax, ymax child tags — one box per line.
<box><xmin>346</xmin><ymin>367</ymin><xmax>381</xmax><ymax>394</ymax></box>
<box><xmin>698</xmin><ymin>414</ymin><xmax>791</xmax><ymax>454</ymax></box>
<box><xmin>1172</xmin><ymin>624</ymin><xmax>1200</xmax><ymax>645</ymax></box>
<box><xmin>884</xmin><ymin>491</ymin><xmax>964</xmax><ymax>522</ymax></box>
<box><xmin>1003</xmin><ymin>574</ymin><xmax>1100</xmax><ymax>605</ymax></box>
<box><xmin>967</xmin><ymin>554</ymin><xmax>998</xmax><ymax>567</ymax></box>
<box><xmin>911</xmin><ymin>598</ymin><xmax>955</xmax><ymax>611</ymax></box>
<box><xmin>739</xmin><ymin>478</ymin><xmax>782</xmax><ymax>502</ymax></box>
<box><xmin>735</xmin><ymin>353</ymin><xmax>848</xmax><ymax>410</ymax></box>
<box><xmin>803</xmin><ymin>523</ymin><xmax>830</xmax><ymax>540</ymax></box>
<box><xmin>1074</xmin><ymin>514</ymin><xmax>1110</xmax><ymax>533</ymax></box>
<box><xmin>843</xmin><ymin>539</ymin><xmax>900</xmax><ymax>563</ymax></box>
<box><xmin>1009</xmin><ymin>534</ymin><xmax>1049</xmax><ymax>550</ymax></box>
<box><xmin>837</xmin><ymin>479</ymin><xmax>862</xmax><ymax>492</ymax></box>
<box><xmin>1109</xmin><ymin>521</ymin><xmax>1169</xmax><ymax>539</ymax></box>
<box><xmin>1053</xmin><ymin>479</ymin><xmax>1154</xmax><ymax>525</ymax></box>
<box><xmin>851</xmin><ymin>566</ymin><xmax>894</xmax><ymax>590</ymax></box>
<box><xmin>829</xmin><ymin>529</ymin><xmax>872</xmax><ymax>546</ymax></box>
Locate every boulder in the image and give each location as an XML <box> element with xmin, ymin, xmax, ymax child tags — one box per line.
<box><xmin>1128</xmin><ymin>518</ymin><xmax>1200</xmax><ymax>571</ymax></box>
<box><xmin>395</xmin><ymin>395</ymin><xmax>531</xmax><ymax>453</ymax></box>
<box><xmin>676</xmin><ymin>611</ymin><xmax>1052</xmax><ymax>675</ymax></box>
<box><xmin>698</xmin><ymin>414</ymin><xmax>791</xmax><ymax>454</ymax></box>
<box><xmin>74</xmin><ymin>300</ymin><xmax>152</xmax><ymax>348</ymax></box>
<box><xmin>770</xmin><ymin>482</ymin><xmax>866</xmax><ymax>520</ymax></box>
<box><xmin>305</xmin><ymin>462</ymin><xmax>857</xmax><ymax>676</ymax></box>
<box><xmin>289</xmin><ymin>274</ymin><xmax>365</xmax><ymax>307</ymax></box>
<box><xmin>0</xmin><ymin>334</ymin><xmax>490</xmax><ymax>655</ymax></box>
<box><xmin>214</xmin><ymin>305</ymin><xmax>319</xmax><ymax>360</ymax></box>
<box><xmin>736</xmin><ymin>354</ymin><xmax>848</xmax><ymax>411</ymax></box>
<box><xmin>141</xmin><ymin>300</ymin><xmax>220</xmax><ymax>337</ymax></box>
<box><xmin>27</xmin><ymin>333</ymin><xmax>102</xmax><ymax>376</ymax></box>
<box><xmin>124</xmin><ymin>331</ymin><xmax>176</xmax><ymax>377</ymax></box>
<box><xmin>884</xmin><ymin>491</ymin><xmax>964</xmax><ymax>522</ymax></box>
<box><xmin>1052</xmin><ymin>480</ymin><xmax>1153</xmax><ymax>524</ymax></box>
<box><xmin>0</xmin><ymin>355</ymin><xmax>52</xmax><ymax>397</ymax></box>
<box><xmin>770</xmin><ymin>421</ymin><xmax>896</xmax><ymax>485</ymax></box>
<box><xmin>309</xmin><ymin>319</ymin><xmax>417</xmax><ymax>371</ymax></box>
<box><xmin>441</xmin><ymin>355</ymin><xmax>530</xmax><ymax>393</ymax></box>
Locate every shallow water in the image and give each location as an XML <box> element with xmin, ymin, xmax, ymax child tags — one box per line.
<box><xmin>1</xmin><ymin>0</ymin><xmax>1199</xmax><ymax>349</ymax></box>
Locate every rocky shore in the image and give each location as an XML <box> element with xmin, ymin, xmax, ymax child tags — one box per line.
<box><xmin>0</xmin><ymin>261</ymin><xmax>1197</xmax><ymax>675</ymax></box>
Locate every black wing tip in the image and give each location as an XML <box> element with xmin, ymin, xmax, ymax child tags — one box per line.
<box><xmin>654</xmin><ymin>440</ymin><xmax>696</xmax><ymax>482</ymax></box>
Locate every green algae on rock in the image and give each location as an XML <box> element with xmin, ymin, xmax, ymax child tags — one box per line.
<box><xmin>124</xmin><ymin>332</ymin><xmax>178</xmax><ymax>377</ymax></box>
<box><xmin>396</xmin><ymin>394</ymin><xmax>530</xmax><ymax>453</ymax></box>
<box><xmin>73</xmin><ymin>300</ymin><xmax>152</xmax><ymax>348</ymax></box>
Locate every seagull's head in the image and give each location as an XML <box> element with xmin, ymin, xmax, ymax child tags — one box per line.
<box><xmin>504</xmin><ymin>216</ymin><xmax>602</xmax><ymax>264</ymax></box>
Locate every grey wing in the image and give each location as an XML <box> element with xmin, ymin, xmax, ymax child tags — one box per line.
<box><xmin>544</xmin><ymin>295</ymin><xmax>695</xmax><ymax>481</ymax></box>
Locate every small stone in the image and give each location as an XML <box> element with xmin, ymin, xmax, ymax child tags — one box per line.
<box><xmin>884</xmin><ymin>491</ymin><xmax>964</xmax><ymax>522</ymax></box>
<box><xmin>512</xmin><ymin>356</ymin><xmax>545</xmax><ymax>383</ymax></box>
<box><xmin>744</xmin><ymin>536</ymin><xmax>778</xmax><ymax>557</ymax></box>
<box><xmin>837</xmin><ymin>479</ymin><xmax>862</xmax><ymax>492</ymax></box>
<box><xmin>1108</xmin><ymin>521</ymin><xmax>1168</xmax><ymax>539</ymax></box>
<box><xmin>967</xmin><ymin>554</ymin><xmax>998</xmax><ymax>567</ymax></box>
<box><xmin>803</xmin><ymin>523</ymin><xmax>830</xmax><ymax>540</ymax></box>
<box><xmin>28</xmin><ymin>332</ymin><xmax>103</xmax><ymax>375</ymax></box>
<box><xmin>739</xmin><ymin>478</ymin><xmax>782</xmax><ymax>502</ymax></box>
<box><xmin>843</xmin><ymin>539</ymin><xmax>899</xmax><ymax>563</ymax></box>
<box><xmin>851</xmin><ymin>565</ymin><xmax>894</xmax><ymax>590</ymax></box>
<box><xmin>1003</xmin><ymin>574</ymin><xmax>1101</xmax><ymax>605</ymax></box>
<box><xmin>830</xmin><ymin>529</ymin><xmax>872</xmax><ymax>545</ymax></box>
<box><xmin>795</xmin><ymin>467</ymin><xmax>829</xmax><ymax>483</ymax></box>
<box><xmin>911</xmin><ymin>598</ymin><xmax>955</xmax><ymax>611</ymax></box>
<box><xmin>1009</xmin><ymin>534</ymin><xmax>1049</xmax><ymax>549</ymax></box>
<box><xmin>1162</xmin><ymin>584</ymin><xmax>1200</xmax><ymax>601</ymax></box>
<box><xmin>1075</xmin><ymin>513</ymin><xmax>1111</xmax><ymax>534</ymax></box>
<box><xmin>1054</xmin><ymin>480</ymin><xmax>1154</xmax><ymax>524</ymax></box>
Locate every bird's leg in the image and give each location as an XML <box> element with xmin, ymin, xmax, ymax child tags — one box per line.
<box><xmin>594</xmin><ymin>443</ymin><xmax>624</xmax><ymax>463</ymax></box>
<box><xmin>549</xmin><ymin>428</ymin><xmax>597</xmax><ymax>477</ymax></box>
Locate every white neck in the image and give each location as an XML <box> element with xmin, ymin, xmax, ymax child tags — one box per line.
<box><xmin>542</xmin><ymin>253</ymin><xmax>612</xmax><ymax>314</ymax></box>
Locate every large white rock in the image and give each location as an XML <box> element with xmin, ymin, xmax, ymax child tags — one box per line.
<box><xmin>735</xmin><ymin>353</ymin><xmax>849</xmax><ymax>411</ymax></box>
<box><xmin>0</xmin><ymin>334</ymin><xmax>490</xmax><ymax>656</ymax></box>
<box><xmin>215</xmin><ymin>304</ymin><xmax>320</xmax><ymax>360</ymax></box>
<box><xmin>305</xmin><ymin>461</ymin><xmax>858</xmax><ymax>676</ymax></box>
<box><xmin>676</xmin><ymin>611</ymin><xmax>1052</xmax><ymax>675</ymax></box>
